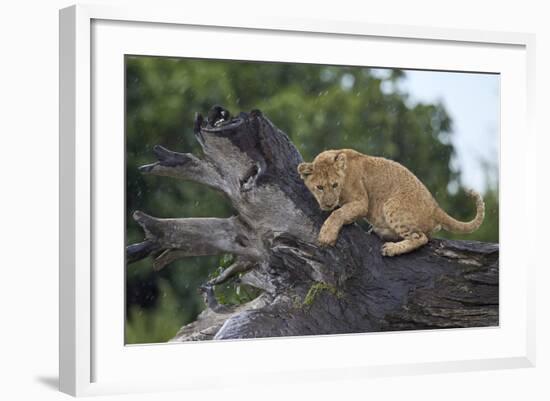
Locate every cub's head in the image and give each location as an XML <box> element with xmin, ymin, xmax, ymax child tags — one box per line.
<box><xmin>298</xmin><ymin>151</ymin><xmax>347</xmax><ymax>211</ymax></box>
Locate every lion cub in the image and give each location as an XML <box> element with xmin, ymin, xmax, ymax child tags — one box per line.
<box><xmin>298</xmin><ymin>149</ymin><xmax>485</xmax><ymax>256</ymax></box>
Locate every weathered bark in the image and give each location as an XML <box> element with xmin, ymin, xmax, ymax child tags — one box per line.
<box><xmin>127</xmin><ymin>106</ymin><xmax>499</xmax><ymax>341</ymax></box>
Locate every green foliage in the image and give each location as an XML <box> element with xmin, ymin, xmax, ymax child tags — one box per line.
<box><xmin>125</xmin><ymin>279</ymin><xmax>186</xmax><ymax>344</ymax></box>
<box><xmin>214</xmin><ymin>283</ymin><xmax>262</xmax><ymax>307</ymax></box>
<box><xmin>303</xmin><ymin>282</ymin><xmax>343</xmax><ymax>308</ymax></box>
<box><xmin>125</xmin><ymin>56</ymin><xmax>499</xmax><ymax>344</ymax></box>
<box><xmin>207</xmin><ymin>255</ymin><xmax>262</xmax><ymax>306</ymax></box>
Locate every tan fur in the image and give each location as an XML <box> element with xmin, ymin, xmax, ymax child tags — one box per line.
<box><xmin>298</xmin><ymin>149</ymin><xmax>485</xmax><ymax>256</ymax></box>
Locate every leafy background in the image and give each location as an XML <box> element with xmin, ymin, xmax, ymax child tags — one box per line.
<box><xmin>125</xmin><ymin>56</ymin><xmax>499</xmax><ymax>344</ymax></box>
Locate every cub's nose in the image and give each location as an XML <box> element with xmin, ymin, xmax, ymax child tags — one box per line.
<box><xmin>322</xmin><ymin>203</ymin><xmax>337</xmax><ymax>211</ymax></box>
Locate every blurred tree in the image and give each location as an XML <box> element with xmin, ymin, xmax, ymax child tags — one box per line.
<box><xmin>125</xmin><ymin>56</ymin><xmax>499</xmax><ymax>343</ymax></box>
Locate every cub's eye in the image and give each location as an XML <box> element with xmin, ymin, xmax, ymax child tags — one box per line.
<box><xmin>316</xmin><ymin>185</ymin><xmax>324</xmax><ymax>191</ymax></box>
<box><xmin>332</xmin><ymin>183</ymin><xmax>338</xmax><ymax>188</ymax></box>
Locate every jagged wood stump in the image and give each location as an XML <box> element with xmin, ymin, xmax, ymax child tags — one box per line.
<box><xmin>127</xmin><ymin>106</ymin><xmax>499</xmax><ymax>341</ymax></box>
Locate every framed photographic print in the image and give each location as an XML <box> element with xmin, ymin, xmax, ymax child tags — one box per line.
<box><xmin>59</xmin><ymin>4</ymin><xmax>536</xmax><ymax>396</ymax></box>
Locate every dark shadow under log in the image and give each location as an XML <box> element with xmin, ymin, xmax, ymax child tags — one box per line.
<box><xmin>126</xmin><ymin>105</ymin><xmax>499</xmax><ymax>341</ymax></box>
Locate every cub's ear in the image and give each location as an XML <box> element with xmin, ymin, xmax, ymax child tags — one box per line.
<box><xmin>297</xmin><ymin>163</ymin><xmax>313</xmax><ymax>179</ymax></box>
<box><xmin>334</xmin><ymin>153</ymin><xmax>347</xmax><ymax>171</ymax></box>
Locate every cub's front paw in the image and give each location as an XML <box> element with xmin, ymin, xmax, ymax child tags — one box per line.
<box><xmin>318</xmin><ymin>225</ymin><xmax>338</xmax><ymax>246</ymax></box>
<box><xmin>381</xmin><ymin>242</ymin><xmax>399</xmax><ymax>257</ymax></box>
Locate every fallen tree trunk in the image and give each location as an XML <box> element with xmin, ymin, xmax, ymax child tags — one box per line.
<box><xmin>127</xmin><ymin>106</ymin><xmax>499</xmax><ymax>341</ymax></box>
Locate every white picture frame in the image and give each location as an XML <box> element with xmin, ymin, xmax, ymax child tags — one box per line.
<box><xmin>59</xmin><ymin>3</ymin><xmax>536</xmax><ymax>397</ymax></box>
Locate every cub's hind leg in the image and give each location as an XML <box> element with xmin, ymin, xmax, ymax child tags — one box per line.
<box><xmin>371</xmin><ymin>226</ymin><xmax>400</xmax><ymax>242</ymax></box>
<box><xmin>381</xmin><ymin>201</ymin><xmax>429</xmax><ymax>257</ymax></box>
<box><xmin>381</xmin><ymin>231</ymin><xmax>428</xmax><ymax>257</ymax></box>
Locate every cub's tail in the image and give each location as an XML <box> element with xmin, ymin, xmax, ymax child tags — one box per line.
<box><xmin>435</xmin><ymin>189</ymin><xmax>485</xmax><ymax>234</ymax></box>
